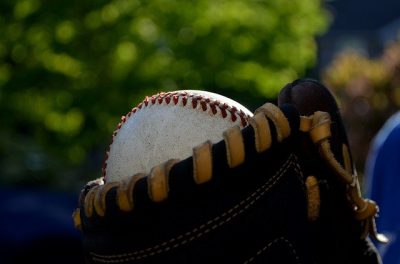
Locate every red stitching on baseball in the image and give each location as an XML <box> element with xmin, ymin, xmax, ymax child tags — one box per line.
<box><xmin>231</xmin><ymin>113</ymin><xmax>237</xmax><ymax>122</ymax></box>
<box><xmin>210</xmin><ymin>103</ymin><xmax>217</xmax><ymax>115</ymax></box>
<box><xmin>102</xmin><ymin>91</ymin><xmax>251</xmax><ymax>181</ymax></box>
<box><xmin>220</xmin><ymin>109</ymin><xmax>227</xmax><ymax>118</ymax></box>
<box><xmin>173</xmin><ymin>95</ymin><xmax>179</xmax><ymax>105</ymax></box>
<box><xmin>200</xmin><ymin>100</ymin><xmax>207</xmax><ymax>111</ymax></box>
<box><xmin>192</xmin><ymin>98</ymin><xmax>198</xmax><ymax>109</ymax></box>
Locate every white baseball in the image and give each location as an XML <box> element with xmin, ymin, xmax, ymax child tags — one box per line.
<box><xmin>103</xmin><ymin>90</ymin><xmax>253</xmax><ymax>182</ymax></box>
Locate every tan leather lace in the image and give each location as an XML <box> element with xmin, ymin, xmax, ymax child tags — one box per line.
<box><xmin>73</xmin><ymin>105</ymin><xmax>387</xmax><ymax>244</ymax></box>
<box><xmin>300</xmin><ymin>112</ymin><xmax>388</xmax><ymax>243</ymax></box>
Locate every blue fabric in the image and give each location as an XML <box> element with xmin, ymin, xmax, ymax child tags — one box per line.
<box><xmin>0</xmin><ymin>186</ymin><xmax>84</xmax><ymax>263</ymax></box>
<box><xmin>366</xmin><ymin>111</ymin><xmax>400</xmax><ymax>264</ymax></box>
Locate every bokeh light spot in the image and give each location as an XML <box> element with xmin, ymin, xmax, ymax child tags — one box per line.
<box><xmin>231</xmin><ymin>35</ymin><xmax>256</xmax><ymax>55</ymax></box>
<box><xmin>56</xmin><ymin>21</ymin><xmax>76</xmax><ymax>44</ymax></box>
<box><xmin>101</xmin><ymin>4</ymin><xmax>120</xmax><ymax>24</ymax></box>
<box><xmin>45</xmin><ymin>109</ymin><xmax>84</xmax><ymax>136</ymax></box>
<box><xmin>140</xmin><ymin>51</ymin><xmax>173</xmax><ymax>78</ymax></box>
<box><xmin>84</xmin><ymin>11</ymin><xmax>102</xmax><ymax>30</ymax></box>
<box><xmin>41</xmin><ymin>52</ymin><xmax>82</xmax><ymax>78</ymax></box>
<box><xmin>27</xmin><ymin>26</ymin><xmax>51</xmax><ymax>50</ymax></box>
<box><xmin>14</xmin><ymin>0</ymin><xmax>41</xmax><ymax>19</ymax></box>
<box><xmin>116</xmin><ymin>41</ymin><xmax>137</xmax><ymax>63</ymax></box>
<box><xmin>132</xmin><ymin>18</ymin><xmax>159</xmax><ymax>43</ymax></box>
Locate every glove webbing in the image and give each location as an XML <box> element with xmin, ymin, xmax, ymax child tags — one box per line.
<box><xmin>300</xmin><ymin>112</ymin><xmax>388</xmax><ymax>243</ymax></box>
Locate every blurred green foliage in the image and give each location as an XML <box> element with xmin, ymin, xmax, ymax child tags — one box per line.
<box><xmin>0</xmin><ymin>0</ymin><xmax>329</xmax><ymax>189</ymax></box>
<box><xmin>323</xmin><ymin>40</ymin><xmax>400</xmax><ymax>175</ymax></box>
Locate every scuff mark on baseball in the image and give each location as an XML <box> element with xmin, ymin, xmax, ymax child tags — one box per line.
<box><xmin>103</xmin><ymin>90</ymin><xmax>253</xmax><ymax>182</ymax></box>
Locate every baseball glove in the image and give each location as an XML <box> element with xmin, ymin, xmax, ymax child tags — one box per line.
<box><xmin>73</xmin><ymin>79</ymin><xmax>385</xmax><ymax>263</ymax></box>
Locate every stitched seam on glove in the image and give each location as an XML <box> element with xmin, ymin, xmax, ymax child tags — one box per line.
<box><xmin>243</xmin><ymin>237</ymin><xmax>300</xmax><ymax>264</ymax></box>
<box><xmin>90</xmin><ymin>154</ymin><xmax>298</xmax><ymax>263</ymax></box>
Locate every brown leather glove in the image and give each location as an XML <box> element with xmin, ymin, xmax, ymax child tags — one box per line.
<box><xmin>73</xmin><ymin>79</ymin><xmax>384</xmax><ymax>263</ymax></box>
<box><xmin>279</xmin><ymin>79</ymin><xmax>384</xmax><ymax>264</ymax></box>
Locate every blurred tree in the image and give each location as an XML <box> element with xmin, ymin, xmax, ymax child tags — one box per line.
<box><xmin>0</xmin><ymin>0</ymin><xmax>329</xmax><ymax>189</ymax></box>
<box><xmin>323</xmin><ymin>40</ymin><xmax>400</xmax><ymax>177</ymax></box>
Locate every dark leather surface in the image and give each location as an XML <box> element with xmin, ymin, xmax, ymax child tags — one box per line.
<box><xmin>279</xmin><ymin>79</ymin><xmax>381</xmax><ymax>264</ymax></box>
<box><xmin>78</xmin><ymin>79</ymin><xmax>382</xmax><ymax>263</ymax></box>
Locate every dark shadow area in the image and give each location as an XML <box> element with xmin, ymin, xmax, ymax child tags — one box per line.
<box><xmin>0</xmin><ymin>186</ymin><xmax>85</xmax><ymax>264</ymax></box>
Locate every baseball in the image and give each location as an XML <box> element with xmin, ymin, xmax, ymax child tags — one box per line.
<box><xmin>103</xmin><ymin>90</ymin><xmax>253</xmax><ymax>182</ymax></box>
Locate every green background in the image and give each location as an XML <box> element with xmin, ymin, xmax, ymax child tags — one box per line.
<box><xmin>0</xmin><ymin>0</ymin><xmax>329</xmax><ymax>189</ymax></box>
